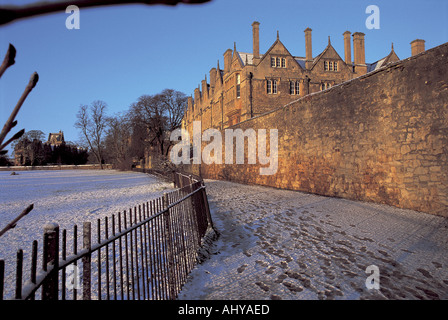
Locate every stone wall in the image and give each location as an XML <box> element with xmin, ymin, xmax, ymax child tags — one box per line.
<box><xmin>193</xmin><ymin>42</ymin><xmax>448</xmax><ymax>216</ymax></box>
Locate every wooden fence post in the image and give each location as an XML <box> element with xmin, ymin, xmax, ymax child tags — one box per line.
<box><xmin>42</xmin><ymin>223</ymin><xmax>59</xmax><ymax>300</ymax></box>
<box><xmin>163</xmin><ymin>193</ymin><xmax>175</xmax><ymax>299</ymax></box>
<box><xmin>82</xmin><ymin>222</ymin><xmax>91</xmax><ymax>300</ymax></box>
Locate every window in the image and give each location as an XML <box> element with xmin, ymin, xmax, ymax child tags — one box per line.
<box><xmin>267</xmin><ymin>79</ymin><xmax>278</xmax><ymax>94</ymax></box>
<box><xmin>236</xmin><ymin>74</ymin><xmax>241</xmax><ymax>98</ymax></box>
<box><xmin>324</xmin><ymin>60</ymin><xmax>338</xmax><ymax>72</ymax></box>
<box><xmin>289</xmin><ymin>81</ymin><xmax>300</xmax><ymax>95</ymax></box>
<box><xmin>272</xmin><ymin>80</ymin><xmax>278</xmax><ymax>94</ymax></box>
<box><xmin>271</xmin><ymin>56</ymin><xmax>287</xmax><ymax>68</ymax></box>
<box><xmin>289</xmin><ymin>81</ymin><xmax>295</xmax><ymax>95</ymax></box>
<box><xmin>321</xmin><ymin>82</ymin><xmax>332</xmax><ymax>91</ymax></box>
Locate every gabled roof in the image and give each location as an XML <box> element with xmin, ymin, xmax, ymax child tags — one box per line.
<box><xmin>232</xmin><ymin>43</ymin><xmax>245</xmax><ymax>69</ymax></box>
<box><xmin>309</xmin><ymin>38</ymin><xmax>346</xmax><ymax>70</ymax></box>
<box><xmin>367</xmin><ymin>44</ymin><xmax>400</xmax><ymax>72</ymax></box>
<box><xmin>47</xmin><ymin>131</ymin><xmax>65</xmax><ymax>145</ymax></box>
<box><xmin>256</xmin><ymin>35</ymin><xmax>303</xmax><ymax>69</ymax></box>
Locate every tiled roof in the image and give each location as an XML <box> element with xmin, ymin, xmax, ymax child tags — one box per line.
<box><xmin>237</xmin><ymin>52</ymin><xmax>264</xmax><ymax>66</ymax></box>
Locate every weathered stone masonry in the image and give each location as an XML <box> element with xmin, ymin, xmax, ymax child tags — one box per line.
<box><xmin>192</xmin><ymin>42</ymin><xmax>448</xmax><ymax>217</ymax></box>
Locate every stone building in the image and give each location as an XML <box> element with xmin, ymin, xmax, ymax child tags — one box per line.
<box><xmin>182</xmin><ymin>22</ymin><xmax>406</xmax><ymax>135</ymax></box>
<box><xmin>47</xmin><ymin>131</ymin><xmax>65</xmax><ymax>146</ymax></box>
<box><xmin>13</xmin><ymin>131</ymin><xmax>78</xmax><ymax>166</ymax></box>
<box><xmin>14</xmin><ymin>138</ymin><xmax>46</xmax><ymax>166</ymax></box>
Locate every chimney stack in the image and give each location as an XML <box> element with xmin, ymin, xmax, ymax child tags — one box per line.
<box><xmin>410</xmin><ymin>39</ymin><xmax>425</xmax><ymax>56</ymax></box>
<box><xmin>353</xmin><ymin>32</ymin><xmax>367</xmax><ymax>75</ymax></box>
<box><xmin>304</xmin><ymin>27</ymin><xmax>313</xmax><ymax>69</ymax></box>
<box><xmin>209</xmin><ymin>67</ymin><xmax>216</xmax><ymax>91</ymax></box>
<box><xmin>188</xmin><ymin>96</ymin><xmax>193</xmax><ymax>113</ymax></box>
<box><xmin>252</xmin><ymin>21</ymin><xmax>260</xmax><ymax>64</ymax></box>
<box><xmin>194</xmin><ymin>86</ymin><xmax>201</xmax><ymax>106</ymax></box>
<box><xmin>223</xmin><ymin>48</ymin><xmax>232</xmax><ymax>74</ymax></box>
<box><xmin>201</xmin><ymin>76</ymin><xmax>208</xmax><ymax>99</ymax></box>
<box><xmin>343</xmin><ymin>31</ymin><xmax>352</xmax><ymax>65</ymax></box>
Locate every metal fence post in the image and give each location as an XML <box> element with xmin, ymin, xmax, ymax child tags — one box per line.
<box><xmin>163</xmin><ymin>193</ymin><xmax>175</xmax><ymax>299</ymax></box>
<box><xmin>82</xmin><ymin>222</ymin><xmax>91</xmax><ymax>300</ymax></box>
<box><xmin>179</xmin><ymin>173</ymin><xmax>184</xmax><ymax>188</ymax></box>
<box><xmin>0</xmin><ymin>260</ymin><xmax>4</xmax><ymax>300</ymax></box>
<box><xmin>42</xmin><ymin>223</ymin><xmax>59</xmax><ymax>300</ymax></box>
<box><xmin>200</xmin><ymin>181</ymin><xmax>214</xmax><ymax>231</ymax></box>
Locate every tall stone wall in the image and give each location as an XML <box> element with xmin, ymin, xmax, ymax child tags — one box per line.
<box><xmin>193</xmin><ymin>42</ymin><xmax>448</xmax><ymax>216</ymax></box>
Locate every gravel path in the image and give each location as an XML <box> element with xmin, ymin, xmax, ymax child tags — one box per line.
<box><xmin>178</xmin><ymin>180</ymin><xmax>448</xmax><ymax>300</ymax></box>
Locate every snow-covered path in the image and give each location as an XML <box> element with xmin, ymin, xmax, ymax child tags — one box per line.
<box><xmin>178</xmin><ymin>180</ymin><xmax>448</xmax><ymax>300</ymax></box>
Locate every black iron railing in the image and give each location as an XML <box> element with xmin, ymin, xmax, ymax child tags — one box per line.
<box><xmin>0</xmin><ymin>172</ymin><xmax>215</xmax><ymax>300</ymax></box>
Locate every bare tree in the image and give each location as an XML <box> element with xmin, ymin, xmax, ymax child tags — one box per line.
<box><xmin>75</xmin><ymin>100</ymin><xmax>108</xmax><ymax>168</ymax></box>
<box><xmin>10</xmin><ymin>129</ymin><xmax>45</xmax><ymax>150</ymax></box>
<box><xmin>129</xmin><ymin>94</ymin><xmax>164</xmax><ymax>156</ymax></box>
<box><xmin>104</xmin><ymin>113</ymin><xmax>133</xmax><ymax>170</ymax></box>
<box><xmin>159</xmin><ymin>89</ymin><xmax>186</xmax><ymax>130</ymax></box>
<box><xmin>129</xmin><ymin>89</ymin><xmax>187</xmax><ymax>157</ymax></box>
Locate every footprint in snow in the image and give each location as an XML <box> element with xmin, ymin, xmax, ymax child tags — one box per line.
<box><xmin>237</xmin><ymin>264</ymin><xmax>248</xmax><ymax>273</ymax></box>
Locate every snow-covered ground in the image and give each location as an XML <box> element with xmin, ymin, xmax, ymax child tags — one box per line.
<box><xmin>178</xmin><ymin>180</ymin><xmax>448</xmax><ymax>300</ymax></box>
<box><xmin>0</xmin><ymin>169</ymin><xmax>174</xmax><ymax>299</ymax></box>
<box><xmin>2</xmin><ymin>171</ymin><xmax>447</xmax><ymax>300</ymax></box>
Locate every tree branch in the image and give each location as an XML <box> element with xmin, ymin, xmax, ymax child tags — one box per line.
<box><xmin>0</xmin><ymin>43</ymin><xmax>16</xmax><ymax>78</ymax></box>
<box><xmin>0</xmin><ymin>0</ymin><xmax>211</xmax><ymax>26</ymax></box>
<box><xmin>0</xmin><ymin>72</ymin><xmax>39</xmax><ymax>152</ymax></box>
<box><xmin>0</xmin><ymin>204</ymin><xmax>34</xmax><ymax>238</ymax></box>
<box><xmin>0</xmin><ymin>128</ymin><xmax>24</xmax><ymax>151</ymax></box>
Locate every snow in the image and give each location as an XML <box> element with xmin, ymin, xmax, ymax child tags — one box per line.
<box><xmin>0</xmin><ymin>169</ymin><xmax>174</xmax><ymax>299</ymax></box>
<box><xmin>2</xmin><ymin>171</ymin><xmax>447</xmax><ymax>300</ymax></box>
<box><xmin>178</xmin><ymin>179</ymin><xmax>448</xmax><ymax>300</ymax></box>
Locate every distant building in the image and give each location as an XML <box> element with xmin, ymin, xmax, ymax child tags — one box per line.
<box><xmin>14</xmin><ymin>138</ymin><xmax>46</xmax><ymax>166</ymax></box>
<box><xmin>13</xmin><ymin>130</ymin><xmax>87</xmax><ymax>166</ymax></box>
<box><xmin>46</xmin><ymin>131</ymin><xmax>65</xmax><ymax>146</ymax></box>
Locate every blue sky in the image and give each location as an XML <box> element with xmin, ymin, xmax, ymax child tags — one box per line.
<box><xmin>1</xmin><ymin>0</ymin><xmax>447</xmax><ymax>154</ymax></box>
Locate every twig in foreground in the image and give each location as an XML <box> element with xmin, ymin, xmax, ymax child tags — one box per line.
<box><xmin>0</xmin><ymin>204</ymin><xmax>34</xmax><ymax>238</ymax></box>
